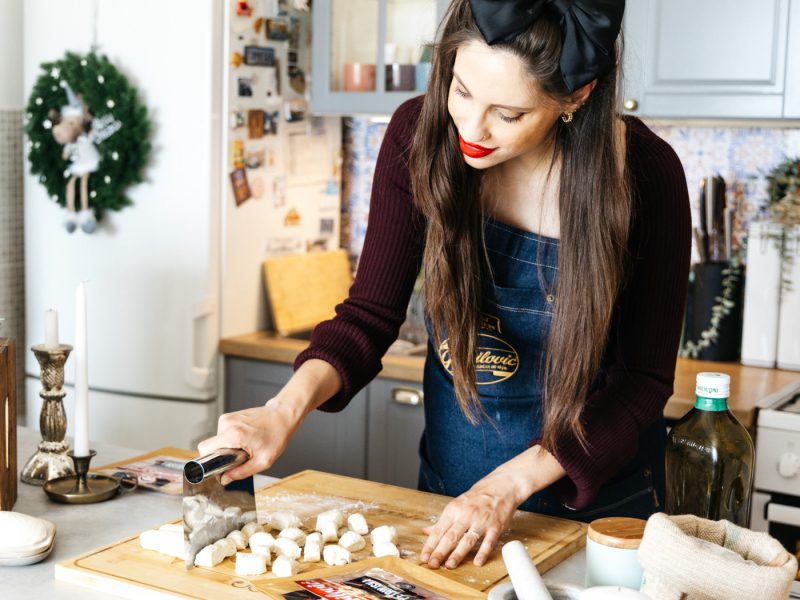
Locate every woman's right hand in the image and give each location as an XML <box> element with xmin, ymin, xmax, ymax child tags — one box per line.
<box><xmin>197</xmin><ymin>398</ymin><xmax>303</xmax><ymax>485</ymax></box>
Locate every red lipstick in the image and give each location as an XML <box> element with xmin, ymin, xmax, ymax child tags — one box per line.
<box><xmin>459</xmin><ymin>135</ymin><xmax>497</xmax><ymax>158</ymax></box>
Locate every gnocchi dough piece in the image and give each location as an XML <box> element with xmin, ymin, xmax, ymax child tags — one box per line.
<box><xmin>279</xmin><ymin>527</ymin><xmax>306</xmax><ymax>545</ymax></box>
<box><xmin>338</xmin><ymin>530</ymin><xmax>366</xmax><ymax>552</ymax></box>
<box><xmin>235</xmin><ymin>551</ymin><xmax>268</xmax><ymax>576</ymax></box>
<box><xmin>323</xmin><ymin>544</ymin><xmax>352</xmax><ymax>566</ymax></box>
<box><xmin>213</xmin><ymin>537</ymin><xmax>237</xmax><ymax>558</ymax></box>
<box><xmin>370</xmin><ymin>525</ymin><xmax>397</xmax><ymax>545</ymax></box>
<box><xmin>138</xmin><ymin>529</ymin><xmax>163</xmax><ymax>552</ymax></box>
<box><xmin>241</xmin><ymin>521</ymin><xmax>263</xmax><ymax>541</ymax></box>
<box><xmin>306</xmin><ymin>532</ymin><xmax>322</xmax><ymax>545</ymax></box>
<box><xmin>347</xmin><ymin>513</ymin><xmax>369</xmax><ymax>535</ymax></box>
<box><xmin>270</xmin><ymin>511</ymin><xmax>301</xmax><ymax>531</ymax></box>
<box><xmin>240</xmin><ymin>510</ymin><xmax>259</xmax><ymax>525</ymax></box>
<box><xmin>303</xmin><ymin>538</ymin><xmax>321</xmax><ymax>563</ymax></box>
<box><xmin>274</xmin><ymin>537</ymin><xmax>302</xmax><ymax>559</ymax></box>
<box><xmin>372</xmin><ymin>541</ymin><xmax>400</xmax><ymax>558</ymax></box>
<box><xmin>272</xmin><ymin>554</ymin><xmax>300</xmax><ymax>577</ymax></box>
<box><xmin>140</xmin><ymin>528</ymin><xmax>186</xmax><ymax>559</ymax></box>
<box><xmin>227</xmin><ymin>529</ymin><xmax>247</xmax><ymax>550</ymax></box>
<box><xmin>318</xmin><ymin>520</ymin><xmax>338</xmax><ymax>543</ymax></box>
<box><xmin>158</xmin><ymin>523</ymin><xmax>184</xmax><ymax>534</ymax></box>
<box><xmin>248</xmin><ymin>531</ymin><xmax>275</xmax><ymax>553</ymax></box>
<box><xmin>194</xmin><ymin>543</ymin><xmax>225</xmax><ymax>567</ymax></box>
<box><xmin>315</xmin><ymin>509</ymin><xmax>344</xmax><ymax>531</ymax></box>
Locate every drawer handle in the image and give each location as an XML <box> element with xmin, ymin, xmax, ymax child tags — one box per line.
<box><xmin>392</xmin><ymin>387</ymin><xmax>423</xmax><ymax>406</ymax></box>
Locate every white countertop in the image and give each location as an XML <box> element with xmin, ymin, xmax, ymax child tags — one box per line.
<box><xmin>4</xmin><ymin>427</ymin><xmax>586</xmax><ymax>599</ymax></box>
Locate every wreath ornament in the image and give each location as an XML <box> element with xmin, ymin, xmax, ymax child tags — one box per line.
<box><xmin>25</xmin><ymin>51</ymin><xmax>152</xmax><ymax>233</ymax></box>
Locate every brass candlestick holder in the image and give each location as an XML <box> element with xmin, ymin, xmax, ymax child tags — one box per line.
<box><xmin>21</xmin><ymin>344</ymin><xmax>76</xmax><ymax>485</ymax></box>
<box><xmin>43</xmin><ymin>449</ymin><xmax>121</xmax><ymax>504</ymax></box>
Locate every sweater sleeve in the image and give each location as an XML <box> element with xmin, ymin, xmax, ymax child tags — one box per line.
<box><xmin>293</xmin><ymin>97</ymin><xmax>426</xmax><ymax>412</ymax></box>
<box><xmin>546</xmin><ymin>123</ymin><xmax>692</xmax><ymax>510</ymax></box>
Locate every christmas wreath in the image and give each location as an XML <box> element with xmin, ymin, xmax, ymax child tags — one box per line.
<box><xmin>24</xmin><ymin>51</ymin><xmax>152</xmax><ymax>233</ymax></box>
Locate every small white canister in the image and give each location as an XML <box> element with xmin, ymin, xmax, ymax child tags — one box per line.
<box><xmin>585</xmin><ymin>517</ymin><xmax>646</xmax><ymax>590</ymax></box>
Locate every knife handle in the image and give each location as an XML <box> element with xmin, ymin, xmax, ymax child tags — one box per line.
<box><xmin>184</xmin><ymin>448</ymin><xmax>249</xmax><ymax>484</ymax></box>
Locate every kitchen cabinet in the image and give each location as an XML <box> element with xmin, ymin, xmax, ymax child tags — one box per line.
<box><xmin>310</xmin><ymin>0</ymin><xmax>449</xmax><ymax>115</ymax></box>
<box><xmin>225</xmin><ymin>356</ymin><xmax>424</xmax><ymax>488</ymax></box>
<box><xmin>366</xmin><ymin>378</ymin><xmax>426</xmax><ymax>488</ymax></box>
<box><xmin>622</xmin><ymin>0</ymin><xmax>799</xmax><ymax>119</ymax></box>
<box><xmin>225</xmin><ymin>358</ymin><xmax>367</xmax><ymax>479</ymax></box>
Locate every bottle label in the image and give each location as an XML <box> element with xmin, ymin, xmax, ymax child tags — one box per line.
<box><xmin>694</xmin><ymin>395</ymin><xmax>728</xmax><ymax>411</ymax></box>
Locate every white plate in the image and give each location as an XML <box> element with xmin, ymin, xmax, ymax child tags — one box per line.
<box><xmin>0</xmin><ymin>520</ymin><xmax>56</xmax><ymax>559</ymax></box>
<box><xmin>0</xmin><ymin>540</ymin><xmax>55</xmax><ymax>566</ymax></box>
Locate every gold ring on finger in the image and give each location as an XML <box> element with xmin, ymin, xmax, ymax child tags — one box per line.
<box><xmin>464</xmin><ymin>529</ymin><xmax>481</xmax><ymax>541</ymax></box>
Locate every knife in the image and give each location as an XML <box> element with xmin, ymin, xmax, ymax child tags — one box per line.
<box><xmin>182</xmin><ymin>448</ymin><xmax>257</xmax><ymax>569</ymax></box>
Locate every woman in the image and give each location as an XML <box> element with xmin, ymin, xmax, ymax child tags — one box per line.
<box><xmin>200</xmin><ymin>0</ymin><xmax>691</xmax><ymax>571</ymax></box>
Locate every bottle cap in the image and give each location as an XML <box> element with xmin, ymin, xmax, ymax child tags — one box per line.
<box><xmin>695</xmin><ymin>372</ymin><xmax>730</xmax><ymax>398</ymax></box>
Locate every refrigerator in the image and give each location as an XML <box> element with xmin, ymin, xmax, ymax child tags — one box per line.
<box><xmin>23</xmin><ymin>0</ymin><xmax>342</xmax><ymax>450</ymax></box>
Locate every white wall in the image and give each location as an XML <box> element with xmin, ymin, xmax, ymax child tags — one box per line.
<box><xmin>0</xmin><ymin>0</ymin><xmax>23</xmax><ymax>109</ymax></box>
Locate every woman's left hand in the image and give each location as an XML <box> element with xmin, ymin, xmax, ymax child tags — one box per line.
<box><xmin>419</xmin><ymin>445</ymin><xmax>567</xmax><ymax>569</ymax></box>
<box><xmin>420</xmin><ymin>473</ymin><xmax>521</xmax><ymax>569</ymax></box>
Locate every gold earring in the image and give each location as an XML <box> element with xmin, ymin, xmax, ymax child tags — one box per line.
<box><xmin>561</xmin><ymin>111</ymin><xmax>573</xmax><ymax>124</ymax></box>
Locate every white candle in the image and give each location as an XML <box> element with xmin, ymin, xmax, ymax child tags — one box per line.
<box><xmin>44</xmin><ymin>309</ymin><xmax>59</xmax><ymax>349</ymax></box>
<box><xmin>73</xmin><ymin>282</ymin><xmax>90</xmax><ymax>457</ymax></box>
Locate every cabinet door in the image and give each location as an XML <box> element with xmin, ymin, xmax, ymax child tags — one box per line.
<box><xmin>310</xmin><ymin>0</ymin><xmax>448</xmax><ymax>114</ymax></box>
<box><xmin>225</xmin><ymin>358</ymin><xmax>367</xmax><ymax>479</ymax></box>
<box><xmin>366</xmin><ymin>378</ymin><xmax>425</xmax><ymax>488</ymax></box>
<box><xmin>623</xmin><ymin>0</ymin><xmax>790</xmax><ymax>118</ymax></box>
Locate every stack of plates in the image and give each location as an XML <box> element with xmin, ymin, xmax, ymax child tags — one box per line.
<box><xmin>0</xmin><ymin>512</ymin><xmax>56</xmax><ymax>566</ymax></box>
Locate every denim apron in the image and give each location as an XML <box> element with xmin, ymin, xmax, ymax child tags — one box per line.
<box><xmin>418</xmin><ymin>217</ymin><xmax>666</xmax><ymax>522</ymax></box>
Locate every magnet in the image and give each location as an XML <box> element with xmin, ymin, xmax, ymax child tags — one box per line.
<box><xmin>230</xmin><ymin>168</ymin><xmax>252</xmax><ymax>206</ymax></box>
<box><xmin>265</xmin><ymin>17</ymin><xmax>289</xmax><ymax>40</ymax></box>
<box><xmin>284</xmin><ymin>207</ymin><xmax>301</xmax><ymax>226</ymax></box>
<box><xmin>231</xmin><ymin>140</ymin><xmax>245</xmax><ymax>169</ymax></box>
<box><xmin>248</xmin><ymin>110</ymin><xmax>265</xmax><ymax>139</ymax></box>
<box><xmin>244</xmin><ymin>46</ymin><xmax>276</xmax><ymax>67</ymax></box>
<box><xmin>238</xmin><ymin>77</ymin><xmax>254</xmax><ymax>97</ymax></box>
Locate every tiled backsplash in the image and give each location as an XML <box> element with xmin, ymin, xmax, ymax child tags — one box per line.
<box><xmin>341</xmin><ymin>115</ymin><xmax>800</xmax><ymax>266</ymax></box>
<box><xmin>0</xmin><ymin>109</ymin><xmax>25</xmax><ymax>413</ymax></box>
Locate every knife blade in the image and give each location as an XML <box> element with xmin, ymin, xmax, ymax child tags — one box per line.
<box><xmin>182</xmin><ymin>448</ymin><xmax>257</xmax><ymax>569</ymax></box>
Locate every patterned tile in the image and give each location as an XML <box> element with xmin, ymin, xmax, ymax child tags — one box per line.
<box><xmin>341</xmin><ymin>118</ymin><xmax>800</xmax><ymax>267</ymax></box>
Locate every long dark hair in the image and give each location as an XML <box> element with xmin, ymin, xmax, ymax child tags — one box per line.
<box><xmin>409</xmin><ymin>0</ymin><xmax>631</xmax><ymax>453</ymax></box>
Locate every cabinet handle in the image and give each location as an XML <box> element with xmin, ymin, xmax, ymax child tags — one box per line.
<box><xmin>623</xmin><ymin>98</ymin><xmax>639</xmax><ymax>111</ymax></box>
<box><xmin>392</xmin><ymin>387</ymin><xmax>424</xmax><ymax>406</ymax></box>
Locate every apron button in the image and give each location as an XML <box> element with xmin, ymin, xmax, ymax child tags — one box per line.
<box><xmin>546</xmin><ymin>294</ymin><xmax>555</xmax><ymax>303</ymax></box>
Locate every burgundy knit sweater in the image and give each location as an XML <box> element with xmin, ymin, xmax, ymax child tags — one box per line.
<box><xmin>295</xmin><ymin>96</ymin><xmax>692</xmax><ymax>510</ymax></box>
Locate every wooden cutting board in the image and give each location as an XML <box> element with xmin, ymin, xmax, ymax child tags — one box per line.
<box><xmin>56</xmin><ymin>470</ymin><xmax>587</xmax><ymax>599</ymax></box>
<box><xmin>263</xmin><ymin>249</ymin><xmax>352</xmax><ymax>336</ymax></box>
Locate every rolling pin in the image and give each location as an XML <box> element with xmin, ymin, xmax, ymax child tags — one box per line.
<box><xmin>502</xmin><ymin>540</ymin><xmax>553</xmax><ymax>600</ymax></box>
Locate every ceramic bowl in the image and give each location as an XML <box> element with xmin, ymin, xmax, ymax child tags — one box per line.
<box><xmin>487</xmin><ymin>581</ymin><xmax>584</xmax><ymax>600</ymax></box>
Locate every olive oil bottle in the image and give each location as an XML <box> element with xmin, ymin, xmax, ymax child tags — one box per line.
<box><xmin>665</xmin><ymin>372</ymin><xmax>754</xmax><ymax>526</ymax></box>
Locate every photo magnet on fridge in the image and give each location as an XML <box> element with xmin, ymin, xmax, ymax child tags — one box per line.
<box><xmin>230</xmin><ymin>110</ymin><xmax>247</xmax><ymax>129</ymax></box>
<box><xmin>248</xmin><ymin>110</ymin><xmax>265</xmax><ymax>139</ymax></box>
<box><xmin>245</xmin><ymin>147</ymin><xmax>265</xmax><ymax>169</ymax></box>
<box><xmin>265</xmin><ymin>17</ymin><xmax>289</xmax><ymax>40</ymax></box>
<box><xmin>238</xmin><ymin>77</ymin><xmax>254</xmax><ymax>97</ymax></box>
<box><xmin>264</xmin><ymin>111</ymin><xmax>280</xmax><ymax>135</ymax></box>
<box><xmin>230</xmin><ymin>140</ymin><xmax>245</xmax><ymax>169</ymax></box>
<box><xmin>244</xmin><ymin>45</ymin><xmax>276</xmax><ymax>66</ymax></box>
<box><xmin>230</xmin><ymin>168</ymin><xmax>252</xmax><ymax>206</ymax></box>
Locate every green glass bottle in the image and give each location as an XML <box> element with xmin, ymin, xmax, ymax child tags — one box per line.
<box><xmin>665</xmin><ymin>372</ymin><xmax>754</xmax><ymax>526</ymax></box>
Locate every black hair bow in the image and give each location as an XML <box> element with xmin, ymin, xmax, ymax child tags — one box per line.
<box><xmin>468</xmin><ymin>0</ymin><xmax>625</xmax><ymax>92</ymax></box>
